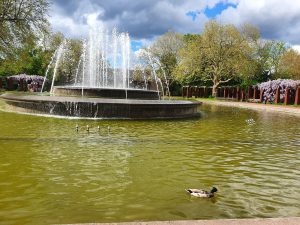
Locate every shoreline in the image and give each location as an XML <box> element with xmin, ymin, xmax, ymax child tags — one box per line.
<box><xmin>198</xmin><ymin>99</ymin><xmax>300</xmax><ymax>117</ymax></box>
<box><xmin>62</xmin><ymin>217</ymin><xmax>300</xmax><ymax>225</ymax></box>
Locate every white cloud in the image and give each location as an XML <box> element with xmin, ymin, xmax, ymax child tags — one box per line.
<box><xmin>292</xmin><ymin>45</ymin><xmax>300</xmax><ymax>54</ymax></box>
<box><xmin>49</xmin><ymin>14</ymin><xmax>87</xmax><ymax>38</ymax></box>
<box><xmin>49</xmin><ymin>0</ymin><xmax>300</xmax><ymax>46</ymax></box>
<box><xmin>50</xmin><ymin>0</ymin><xmax>211</xmax><ymax>40</ymax></box>
<box><xmin>217</xmin><ymin>0</ymin><xmax>300</xmax><ymax>44</ymax></box>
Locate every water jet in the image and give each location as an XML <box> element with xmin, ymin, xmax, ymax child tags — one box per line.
<box><xmin>0</xmin><ymin>26</ymin><xmax>200</xmax><ymax>119</ymax></box>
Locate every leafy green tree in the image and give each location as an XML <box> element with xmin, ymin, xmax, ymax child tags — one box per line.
<box><xmin>245</xmin><ymin>40</ymin><xmax>288</xmax><ymax>82</ymax></box>
<box><xmin>56</xmin><ymin>39</ymin><xmax>82</xmax><ymax>84</ymax></box>
<box><xmin>0</xmin><ymin>0</ymin><xmax>50</xmax><ymax>58</ymax></box>
<box><xmin>150</xmin><ymin>31</ymin><xmax>184</xmax><ymax>78</ymax></box>
<box><xmin>278</xmin><ymin>49</ymin><xmax>300</xmax><ymax>80</ymax></box>
<box><xmin>0</xmin><ymin>31</ymin><xmax>62</xmax><ymax>77</ymax></box>
<box><xmin>238</xmin><ymin>23</ymin><xmax>266</xmax><ymax>85</ymax></box>
<box><xmin>268</xmin><ymin>41</ymin><xmax>287</xmax><ymax>78</ymax></box>
<box><xmin>176</xmin><ymin>20</ymin><xmax>251</xmax><ymax>96</ymax></box>
<box><xmin>142</xmin><ymin>31</ymin><xmax>184</xmax><ymax>93</ymax></box>
<box><xmin>174</xmin><ymin>35</ymin><xmax>203</xmax><ymax>85</ymax></box>
<box><xmin>0</xmin><ymin>35</ymin><xmax>38</xmax><ymax>76</ymax></box>
<box><xmin>239</xmin><ymin>24</ymin><xmax>288</xmax><ymax>83</ymax></box>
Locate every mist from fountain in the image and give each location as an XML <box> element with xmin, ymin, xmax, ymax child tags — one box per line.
<box><xmin>145</xmin><ymin>50</ymin><xmax>160</xmax><ymax>99</ymax></box>
<box><xmin>75</xmin><ymin>26</ymin><xmax>131</xmax><ymax>90</ymax></box>
<box><xmin>142</xmin><ymin>68</ymin><xmax>148</xmax><ymax>90</ymax></box>
<box><xmin>156</xmin><ymin>60</ymin><xmax>170</xmax><ymax>99</ymax></box>
<box><xmin>50</xmin><ymin>40</ymin><xmax>67</xmax><ymax>94</ymax></box>
<box><xmin>74</xmin><ymin>56</ymin><xmax>82</xmax><ymax>85</ymax></box>
<box><xmin>41</xmin><ymin>48</ymin><xmax>58</xmax><ymax>93</ymax></box>
<box><xmin>158</xmin><ymin>78</ymin><xmax>164</xmax><ymax>99</ymax></box>
<box><xmin>41</xmin><ymin>25</ymin><xmax>172</xmax><ymax>101</ymax></box>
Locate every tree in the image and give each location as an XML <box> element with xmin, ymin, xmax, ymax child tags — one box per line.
<box><xmin>239</xmin><ymin>26</ymin><xmax>288</xmax><ymax>83</ymax></box>
<box><xmin>57</xmin><ymin>39</ymin><xmax>82</xmax><ymax>84</ymax></box>
<box><xmin>136</xmin><ymin>32</ymin><xmax>184</xmax><ymax>95</ymax></box>
<box><xmin>0</xmin><ymin>33</ymin><xmax>48</xmax><ymax>76</ymax></box>
<box><xmin>0</xmin><ymin>32</ymin><xmax>63</xmax><ymax>77</ymax></box>
<box><xmin>278</xmin><ymin>49</ymin><xmax>300</xmax><ymax>80</ymax></box>
<box><xmin>0</xmin><ymin>0</ymin><xmax>50</xmax><ymax>58</ymax></box>
<box><xmin>174</xmin><ymin>35</ymin><xmax>203</xmax><ymax>85</ymax></box>
<box><xmin>175</xmin><ymin>20</ymin><xmax>251</xmax><ymax>96</ymax></box>
<box><xmin>144</xmin><ymin>31</ymin><xmax>184</xmax><ymax>85</ymax></box>
<box><xmin>268</xmin><ymin>41</ymin><xmax>287</xmax><ymax>78</ymax></box>
<box><xmin>150</xmin><ymin>31</ymin><xmax>184</xmax><ymax>77</ymax></box>
<box><xmin>238</xmin><ymin>23</ymin><xmax>268</xmax><ymax>84</ymax></box>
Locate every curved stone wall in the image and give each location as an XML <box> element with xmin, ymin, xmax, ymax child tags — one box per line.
<box><xmin>0</xmin><ymin>94</ymin><xmax>201</xmax><ymax>119</ymax></box>
<box><xmin>53</xmin><ymin>86</ymin><xmax>160</xmax><ymax>100</ymax></box>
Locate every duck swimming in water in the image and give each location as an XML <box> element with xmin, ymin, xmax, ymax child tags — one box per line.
<box><xmin>185</xmin><ymin>187</ymin><xmax>218</xmax><ymax>198</ymax></box>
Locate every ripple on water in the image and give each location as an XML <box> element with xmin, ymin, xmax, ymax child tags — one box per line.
<box><xmin>0</xmin><ymin>105</ymin><xmax>300</xmax><ymax>224</ymax></box>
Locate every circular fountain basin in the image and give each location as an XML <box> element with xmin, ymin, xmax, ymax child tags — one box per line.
<box><xmin>0</xmin><ymin>94</ymin><xmax>201</xmax><ymax>119</ymax></box>
<box><xmin>53</xmin><ymin>86</ymin><xmax>160</xmax><ymax>100</ymax></box>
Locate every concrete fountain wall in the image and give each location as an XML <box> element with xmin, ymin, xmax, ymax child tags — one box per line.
<box><xmin>53</xmin><ymin>86</ymin><xmax>159</xmax><ymax>100</ymax></box>
<box><xmin>0</xmin><ymin>93</ymin><xmax>201</xmax><ymax>119</ymax></box>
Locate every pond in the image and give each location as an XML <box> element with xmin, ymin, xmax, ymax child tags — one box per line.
<box><xmin>0</xmin><ymin>101</ymin><xmax>299</xmax><ymax>225</ymax></box>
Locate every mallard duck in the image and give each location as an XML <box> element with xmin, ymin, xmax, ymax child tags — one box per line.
<box><xmin>185</xmin><ymin>187</ymin><xmax>218</xmax><ymax>198</ymax></box>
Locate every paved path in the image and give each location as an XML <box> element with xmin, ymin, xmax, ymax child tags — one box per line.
<box><xmin>199</xmin><ymin>99</ymin><xmax>300</xmax><ymax>117</ymax></box>
<box><xmin>62</xmin><ymin>217</ymin><xmax>300</xmax><ymax>225</ymax></box>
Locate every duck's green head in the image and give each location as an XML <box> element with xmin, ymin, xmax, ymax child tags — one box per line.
<box><xmin>211</xmin><ymin>187</ymin><xmax>218</xmax><ymax>193</ymax></box>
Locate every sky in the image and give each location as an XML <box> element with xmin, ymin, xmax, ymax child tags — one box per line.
<box><xmin>49</xmin><ymin>0</ymin><xmax>300</xmax><ymax>52</ymax></box>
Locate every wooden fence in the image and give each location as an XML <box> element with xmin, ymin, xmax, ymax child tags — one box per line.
<box><xmin>182</xmin><ymin>86</ymin><xmax>213</xmax><ymax>98</ymax></box>
<box><xmin>182</xmin><ymin>86</ymin><xmax>300</xmax><ymax>105</ymax></box>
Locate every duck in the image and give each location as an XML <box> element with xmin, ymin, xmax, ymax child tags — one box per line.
<box><xmin>185</xmin><ymin>187</ymin><xmax>218</xmax><ymax>198</ymax></box>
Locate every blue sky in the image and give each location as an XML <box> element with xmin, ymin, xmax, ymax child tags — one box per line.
<box><xmin>131</xmin><ymin>41</ymin><xmax>143</xmax><ymax>52</ymax></box>
<box><xmin>49</xmin><ymin>0</ymin><xmax>300</xmax><ymax>52</ymax></box>
<box><xmin>204</xmin><ymin>2</ymin><xmax>238</xmax><ymax>18</ymax></box>
<box><xmin>186</xmin><ymin>2</ymin><xmax>238</xmax><ymax>21</ymax></box>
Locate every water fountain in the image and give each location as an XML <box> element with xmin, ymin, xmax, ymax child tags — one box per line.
<box><xmin>0</xmin><ymin>26</ymin><xmax>200</xmax><ymax>119</ymax></box>
<box><xmin>52</xmin><ymin>27</ymin><xmax>159</xmax><ymax>100</ymax></box>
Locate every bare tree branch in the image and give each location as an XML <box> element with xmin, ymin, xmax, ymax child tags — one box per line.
<box><xmin>219</xmin><ymin>78</ymin><xmax>232</xmax><ymax>84</ymax></box>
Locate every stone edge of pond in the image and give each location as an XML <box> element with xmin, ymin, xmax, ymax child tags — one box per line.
<box><xmin>199</xmin><ymin>99</ymin><xmax>300</xmax><ymax>117</ymax></box>
<box><xmin>58</xmin><ymin>217</ymin><xmax>300</xmax><ymax>225</ymax></box>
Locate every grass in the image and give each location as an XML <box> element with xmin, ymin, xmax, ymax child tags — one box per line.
<box><xmin>195</xmin><ymin>97</ymin><xmax>217</xmax><ymax>101</ymax></box>
<box><xmin>274</xmin><ymin>102</ymin><xmax>300</xmax><ymax>108</ymax></box>
<box><xmin>169</xmin><ymin>96</ymin><xmax>217</xmax><ymax>101</ymax></box>
<box><xmin>0</xmin><ymin>90</ymin><xmax>51</xmax><ymax>96</ymax></box>
<box><xmin>178</xmin><ymin>95</ymin><xmax>300</xmax><ymax>108</ymax></box>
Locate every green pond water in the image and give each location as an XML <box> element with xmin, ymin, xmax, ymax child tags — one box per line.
<box><xmin>0</xmin><ymin>100</ymin><xmax>299</xmax><ymax>225</ymax></box>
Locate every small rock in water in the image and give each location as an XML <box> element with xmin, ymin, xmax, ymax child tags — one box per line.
<box><xmin>86</xmin><ymin>125</ymin><xmax>90</xmax><ymax>132</ymax></box>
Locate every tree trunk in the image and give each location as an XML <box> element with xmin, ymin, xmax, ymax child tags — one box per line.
<box><xmin>212</xmin><ymin>75</ymin><xmax>232</xmax><ymax>97</ymax></box>
<box><xmin>212</xmin><ymin>76</ymin><xmax>220</xmax><ymax>97</ymax></box>
<box><xmin>212</xmin><ymin>84</ymin><xmax>219</xmax><ymax>97</ymax></box>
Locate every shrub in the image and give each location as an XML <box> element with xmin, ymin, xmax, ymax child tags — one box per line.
<box><xmin>255</xmin><ymin>79</ymin><xmax>300</xmax><ymax>103</ymax></box>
